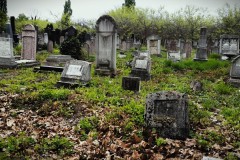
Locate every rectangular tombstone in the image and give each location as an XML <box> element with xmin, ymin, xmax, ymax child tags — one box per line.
<box><xmin>168</xmin><ymin>52</ymin><xmax>181</xmax><ymax>61</ymax></box>
<box><xmin>184</xmin><ymin>41</ymin><xmax>192</xmax><ymax>58</ymax></box>
<box><xmin>57</xmin><ymin>60</ymin><xmax>91</xmax><ymax>87</ymax></box>
<box><xmin>122</xmin><ymin>76</ymin><xmax>140</xmax><ymax>92</ymax></box>
<box><xmin>130</xmin><ymin>56</ymin><xmax>151</xmax><ymax>81</ymax></box>
<box><xmin>219</xmin><ymin>35</ymin><xmax>239</xmax><ymax>57</ymax></box>
<box><xmin>147</xmin><ymin>35</ymin><xmax>161</xmax><ymax>55</ymax></box>
<box><xmin>194</xmin><ymin>27</ymin><xmax>208</xmax><ymax>61</ymax></box>
<box><xmin>0</xmin><ymin>37</ymin><xmax>14</xmax><ymax>58</ymax></box>
<box><xmin>145</xmin><ymin>91</ymin><xmax>189</xmax><ymax>139</ymax></box>
<box><xmin>21</xmin><ymin>24</ymin><xmax>37</xmax><ymax>60</ymax></box>
<box><xmin>95</xmin><ymin>15</ymin><xmax>117</xmax><ymax>76</ymax></box>
<box><xmin>229</xmin><ymin>55</ymin><xmax>240</xmax><ymax>87</ymax></box>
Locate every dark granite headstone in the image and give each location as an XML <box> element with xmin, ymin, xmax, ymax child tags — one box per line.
<box><xmin>122</xmin><ymin>76</ymin><xmax>140</xmax><ymax>92</ymax></box>
<box><xmin>145</xmin><ymin>91</ymin><xmax>189</xmax><ymax>139</ymax></box>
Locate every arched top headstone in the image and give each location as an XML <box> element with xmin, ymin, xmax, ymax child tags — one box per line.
<box><xmin>23</xmin><ymin>24</ymin><xmax>35</xmax><ymax>31</ymax></box>
<box><xmin>96</xmin><ymin>15</ymin><xmax>117</xmax><ymax>33</ymax></box>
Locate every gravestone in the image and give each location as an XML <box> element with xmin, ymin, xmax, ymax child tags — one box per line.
<box><xmin>130</xmin><ymin>55</ymin><xmax>151</xmax><ymax>81</ymax></box>
<box><xmin>44</xmin><ymin>33</ymin><xmax>48</xmax><ymax>44</ymax></box>
<box><xmin>95</xmin><ymin>15</ymin><xmax>117</xmax><ymax>76</ymax></box>
<box><xmin>147</xmin><ymin>35</ymin><xmax>161</xmax><ymax>56</ymax></box>
<box><xmin>10</xmin><ymin>16</ymin><xmax>18</xmax><ymax>44</ymax></box>
<box><xmin>0</xmin><ymin>37</ymin><xmax>17</xmax><ymax>68</ymax></box>
<box><xmin>121</xmin><ymin>41</ymin><xmax>127</xmax><ymax>51</ymax></box>
<box><xmin>47</xmin><ymin>40</ymin><xmax>53</xmax><ymax>53</ymax></box>
<box><xmin>194</xmin><ymin>27</ymin><xmax>208</xmax><ymax>61</ymax></box>
<box><xmin>122</xmin><ymin>76</ymin><xmax>140</xmax><ymax>92</ymax></box>
<box><xmin>211</xmin><ymin>39</ymin><xmax>219</xmax><ymax>54</ymax></box>
<box><xmin>21</xmin><ymin>24</ymin><xmax>37</xmax><ymax>60</ymax></box>
<box><xmin>57</xmin><ymin>60</ymin><xmax>91</xmax><ymax>87</ymax></box>
<box><xmin>184</xmin><ymin>41</ymin><xmax>192</xmax><ymax>58</ymax></box>
<box><xmin>144</xmin><ymin>91</ymin><xmax>189</xmax><ymax>139</ymax></box>
<box><xmin>60</xmin><ymin>36</ymin><xmax>64</xmax><ymax>45</ymax></box>
<box><xmin>229</xmin><ymin>55</ymin><xmax>240</xmax><ymax>87</ymax></box>
<box><xmin>168</xmin><ymin>52</ymin><xmax>181</xmax><ymax>61</ymax></box>
<box><xmin>5</xmin><ymin>21</ymin><xmax>13</xmax><ymax>39</ymax></box>
<box><xmin>219</xmin><ymin>35</ymin><xmax>239</xmax><ymax>58</ymax></box>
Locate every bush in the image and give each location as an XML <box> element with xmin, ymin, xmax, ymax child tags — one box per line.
<box><xmin>60</xmin><ymin>37</ymin><xmax>83</xmax><ymax>60</ymax></box>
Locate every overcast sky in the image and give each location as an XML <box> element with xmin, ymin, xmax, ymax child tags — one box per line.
<box><xmin>7</xmin><ymin>0</ymin><xmax>240</xmax><ymax>22</ymax></box>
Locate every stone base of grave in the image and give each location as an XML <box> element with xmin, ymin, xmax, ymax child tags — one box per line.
<box><xmin>0</xmin><ymin>57</ymin><xmax>18</xmax><ymax>68</ymax></box>
<box><xmin>33</xmin><ymin>66</ymin><xmax>64</xmax><ymax>73</ymax></box>
<box><xmin>95</xmin><ymin>68</ymin><xmax>115</xmax><ymax>76</ymax></box>
<box><xmin>122</xmin><ymin>76</ymin><xmax>141</xmax><ymax>92</ymax></box>
<box><xmin>56</xmin><ymin>81</ymin><xmax>88</xmax><ymax>88</ymax></box>
<box><xmin>228</xmin><ymin>78</ymin><xmax>240</xmax><ymax>87</ymax></box>
<box><xmin>16</xmin><ymin>60</ymin><xmax>40</xmax><ymax>67</ymax></box>
<box><xmin>43</xmin><ymin>55</ymin><xmax>73</xmax><ymax>67</ymax></box>
<box><xmin>130</xmin><ymin>69</ymin><xmax>151</xmax><ymax>81</ymax></box>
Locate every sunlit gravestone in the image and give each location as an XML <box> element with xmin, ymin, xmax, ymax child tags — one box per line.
<box><xmin>57</xmin><ymin>60</ymin><xmax>91</xmax><ymax>87</ymax></box>
<box><xmin>144</xmin><ymin>91</ymin><xmax>189</xmax><ymax>139</ymax></box>
<box><xmin>21</xmin><ymin>24</ymin><xmax>37</xmax><ymax>60</ymax></box>
<box><xmin>147</xmin><ymin>35</ymin><xmax>161</xmax><ymax>56</ymax></box>
<box><xmin>95</xmin><ymin>15</ymin><xmax>117</xmax><ymax>76</ymax></box>
<box><xmin>194</xmin><ymin>27</ymin><xmax>208</xmax><ymax>61</ymax></box>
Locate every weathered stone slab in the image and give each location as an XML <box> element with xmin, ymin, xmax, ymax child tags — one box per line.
<box><xmin>194</xmin><ymin>27</ymin><xmax>208</xmax><ymax>61</ymax></box>
<box><xmin>130</xmin><ymin>56</ymin><xmax>151</xmax><ymax>81</ymax></box>
<box><xmin>57</xmin><ymin>60</ymin><xmax>91</xmax><ymax>87</ymax></box>
<box><xmin>122</xmin><ymin>76</ymin><xmax>140</xmax><ymax>92</ymax></box>
<box><xmin>144</xmin><ymin>91</ymin><xmax>189</xmax><ymax>139</ymax></box>
<box><xmin>147</xmin><ymin>35</ymin><xmax>161</xmax><ymax>55</ymax></box>
<box><xmin>220</xmin><ymin>35</ymin><xmax>239</xmax><ymax>57</ymax></box>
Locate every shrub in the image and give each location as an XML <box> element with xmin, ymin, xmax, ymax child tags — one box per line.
<box><xmin>60</xmin><ymin>37</ymin><xmax>83</xmax><ymax>59</ymax></box>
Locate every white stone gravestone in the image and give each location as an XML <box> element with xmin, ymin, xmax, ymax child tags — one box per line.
<box><xmin>147</xmin><ymin>35</ymin><xmax>161</xmax><ymax>56</ymax></box>
<box><xmin>95</xmin><ymin>15</ymin><xmax>117</xmax><ymax>76</ymax></box>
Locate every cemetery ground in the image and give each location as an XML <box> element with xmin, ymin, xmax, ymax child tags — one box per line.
<box><xmin>0</xmin><ymin>49</ymin><xmax>239</xmax><ymax>159</ymax></box>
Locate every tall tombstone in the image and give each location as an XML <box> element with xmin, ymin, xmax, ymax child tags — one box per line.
<box><xmin>144</xmin><ymin>91</ymin><xmax>189</xmax><ymax>139</ymax></box>
<box><xmin>219</xmin><ymin>35</ymin><xmax>239</xmax><ymax>58</ymax></box>
<box><xmin>194</xmin><ymin>27</ymin><xmax>208</xmax><ymax>61</ymax></box>
<box><xmin>21</xmin><ymin>24</ymin><xmax>37</xmax><ymax>60</ymax></box>
<box><xmin>95</xmin><ymin>15</ymin><xmax>117</xmax><ymax>76</ymax></box>
<box><xmin>229</xmin><ymin>55</ymin><xmax>240</xmax><ymax>87</ymax></box>
<box><xmin>184</xmin><ymin>40</ymin><xmax>192</xmax><ymax>58</ymax></box>
<box><xmin>47</xmin><ymin>40</ymin><xmax>53</xmax><ymax>53</ymax></box>
<box><xmin>147</xmin><ymin>35</ymin><xmax>161</xmax><ymax>56</ymax></box>
<box><xmin>44</xmin><ymin>33</ymin><xmax>48</xmax><ymax>44</ymax></box>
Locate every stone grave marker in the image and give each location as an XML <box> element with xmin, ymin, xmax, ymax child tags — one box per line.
<box><xmin>184</xmin><ymin>41</ymin><xmax>192</xmax><ymax>58</ymax></box>
<box><xmin>122</xmin><ymin>76</ymin><xmax>140</xmax><ymax>92</ymax></box>
<box><xmin>21</xmin><ymin>24</ymin><xmax>37</xmax><ymax>60</ymax></box>
<box><xmin>144</xmin><ymin>91</ymin><xmax>189</xmax><ymax>139</ymax></box>
<box><xmin>57</xmin><ymin>60</ymin><xmax>91</xmax><ymax>87</ymax></box>
<box><xmin>194</xmin><ymin>27</ymin><xmax>208</xmax><ymax>61</ymax></box>
<box><xmin>229</xmin><ymin>55</ymin><xmax>240</xmax><ymax>87</ymax></box>
<box><xmin>147</xmin><ymin>35</ymin><xmax>161</xmax><ymax>56</ymax></box>
<box><xmin>0</xmin><ymin>36</ymin><xmax>17</xmax><ymax>68</ymax></box>
<box><xmin>95</xmin><ymin>15</ymin><xmax>117</xmax><ymax>76</ymax></box>
<box><xmin>130</xmin><ymin>56</ymin><xmax>151</xmax><ymax>81</ymax></box>
<box><xmin>168</xmin><ymin>52</ymin><xmax>181</xmax><ymax>62</ymax></box>
<box><xmin>47</xmin><ymin>40</ymin><xmax>53</xmax><ymax>53</ymax></box>
<box><xmin>219</xmin><ymin>35</ymin><xmax>239</xmax><ymax>58</ymax></box>
<box><xmin>44</xmin><ymin>33</ymin><xmax>48</xmax><ymax>44</ymax></box>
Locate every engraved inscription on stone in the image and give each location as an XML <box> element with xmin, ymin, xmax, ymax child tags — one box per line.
<box><xmin>66</xmin><ymin>65</ymin><xmax>83</xmax><ymax>76</ymax></box>
<box><xmin>230</xmin><ymin>40</ymin><xmax>237</xmax><ymax>51</ymax></box>
<box><xmin>135</xmin><ymin>60</ymin><xmax>147</xmax><ymax>69</ymax></box>
<box><xmin>150</xmin><ymin>40</ymin><xmax>157</xmax><ymax>47</ymax></box>
<box><xmin>0</xmin><ymin>38</ymin><xmax>12</xmax><ymax>57</ymax></box>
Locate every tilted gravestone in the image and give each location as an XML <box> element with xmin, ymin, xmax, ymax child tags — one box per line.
<box><xmin>57</xmin><ymin>60</ymin><xmax>91</xmax><ymax>87</ymax></box>
<box><xmin>194</xmin><ymin>27</ymin><xmax>208</xmax><ymax>61</ymax></box>
<box><xmin>95</xmin><ymin>15</ymin><xmax>117</xmax><ymax>76</ymax></box>
<box><xmin>122</xmin><ymin>76</ymin><xmax>140</xmax><ymax>92</ymax></box>
<box><xmin>229</xmin><ymin>55</ymin><xmax>240</xmax><ymax>87</ymax></box>
<box><xmin>130</xmin><ymin>54</ymin><xmax>151</xmax><ymax>81</ymax></box>
<box><xmin>0</xmin><ymin>37</ymin><xmax>17</xmax><ymax>68</ymax></box>
<box><xmin>219</xmin><ymin>35</ymin><xmax>239</xmax><ymax>58</ymax></box>
<box><xmin>21</xmin><ymin>24</ymin><xmax>37</xmax><ymax>60</ymax></box>
<box><xmin>147</xmin><ymin>35</ymin><xmax>161</xmax><ymax>56</ymax></box>
<box><xmin>144</xmin><ymin>91</ymin><xmax>189</xmax><ymax>139</ymax></box>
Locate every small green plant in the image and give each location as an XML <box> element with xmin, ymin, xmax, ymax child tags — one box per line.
<box><xmin>214</xmin><ymin>82</ymin><xmax>233</xmax><ymax>95</ymax></box>
<box><xmin>209</xmin><ymin>53</ymin><xmax>221</xmax><ymax>59</ymax></box>
<box><xmin>156</xmin><ymin>137</ymin><xmax>167</xmax><ymax>146</ymax></box>
<box><xmin>77</xmin><ymin>116</ymin><xmax>99</xmax><ymax>133</ymax></box>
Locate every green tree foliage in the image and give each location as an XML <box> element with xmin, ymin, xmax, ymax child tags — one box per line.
<box><xmin>124</xmin><ymin>0</ymin><xmax>135</xmax><ymax>8</ymax></box>
<box><xmin>0</xmin><ymin>0</ymin><xmax>7</xmax><ymax>32</ymax></box>
<box><xmin>58</xmin><ymin>0</ymin><xmax>73</xmax><ymax>29</ymax></box>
